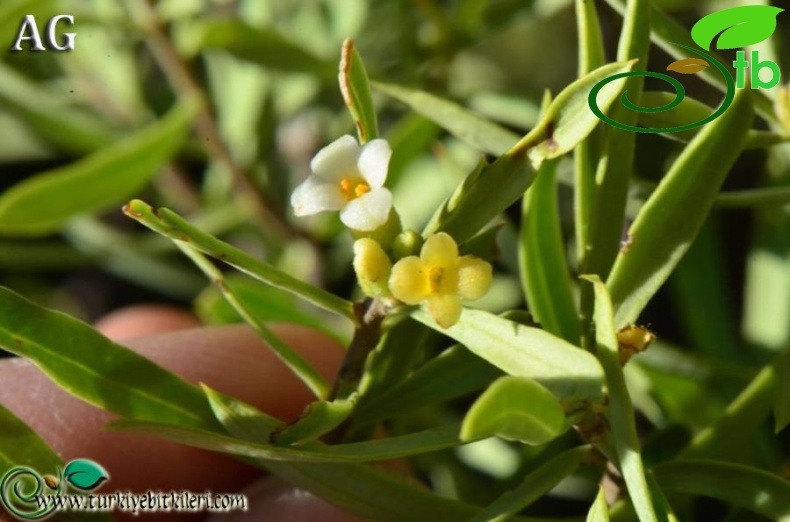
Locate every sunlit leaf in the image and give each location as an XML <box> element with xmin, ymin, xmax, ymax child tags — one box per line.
<box><xmin>413</xmin><ymin>308</ymin><xmax>604</xmax><ymax>406</ymax></box>
<box><xmin>461</xmin><ymin>376</ymin><xmax>566</xmax><ymax>445</ymax></box>
<box><xmin>272</xmin><ymin>398</ymin><xmax>355</xmax><ymax>446</ymax></box>
<box><xmin>607</xmin><ymin>86</ymin><xmax>754</xmax><ymax>326</ymax></box>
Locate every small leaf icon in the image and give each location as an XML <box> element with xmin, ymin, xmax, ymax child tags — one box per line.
<box><xmin>666</xmin><ymin>58</ymin><xmax>710</xmax><ymax>74</ymax></box>
<box><xmin>42</xmin><ymin>474</ymin><xmax>60</xmax><ymax>490</ymax></box>
<box><xmin>63</xmin><ymin>459</ymin><xmax>109</xmax><ymax>491</ymax></box>
<box><xmin>691</xmin><ymin>5</ymin><xmax>783</xmax><ymax>51</ymax></box>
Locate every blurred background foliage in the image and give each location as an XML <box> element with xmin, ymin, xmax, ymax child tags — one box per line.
<box><xmin>1</xmin><ymin>0</ymin><xmax>790</xmax><ymax>518</ymax></box>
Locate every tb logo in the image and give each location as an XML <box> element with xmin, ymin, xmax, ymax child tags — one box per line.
<box><xmin>589</xmin><ymin>5</ymin><xmax>784</xmax><ymax>133</ymax></box>
<box><xmin>10</xmin><ymin>14</ymin><xmax>76</xmax><ymax>52</ymax></box>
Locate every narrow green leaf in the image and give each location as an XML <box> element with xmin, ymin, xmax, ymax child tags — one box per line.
<box><xmin>682</xmin><ymin>360</ymin><xmax>776</xmax><ymax>460</ymax></box>
<box><xmin>0</xmin><ymin>63</ymin><xmax>115</xmax><ymax>154</ymax></box>
<box><xmin>574</xmin><ymin>0</ymin><xmax>606</xmax><ymax>266</ymax></box>
<box><xmin>422</xmin><ymin>61</ymin><xmax>635</xmax><ymax>244</ymax></box>
<box><xmin>174</xmin><ymin>242</ymin><xmax>329</xmax><ymax>398</ymax></box>
<box><xmin>520</xmin><ymin>158</ymin><xmax>580</xmax><ymax>344</ymax></box>
<box><xmin>0</xmin><ymin>100</ymin><xmax>197</xmax><ymax>236</ymax></box>
<box><xmin>581</xmin><ymin>0</ymin><xmax>651</xmax><ymax>347</ymax></box>
<box><xmin>340</xmin><ymin>38</ymin><xmax>379</xmax><ymax>143</ymax></box>
<box><xmin>587</xmin><ymin>487</ymin><xmax>610</xmax><ymax>522</ymax></box>
<box><xmin>354</xmin><ymin>344</ymin><xmax>501</xmax><ymax>424</ymax></box>
<box><xmin>576</xmin><ymin>0</ymin><xmax>606</xmax><ymax>77</ymax></box>
<box><xmin>195</xmin><ymin>274</ymin><xmax>340</xmax><ymax>340</ymax></box>
<box><xmin>522</xmin><ymin>60</ymin><xmax>637</xmax><ymax>169</ymax></box>
<box><xmin>204</xmin><ymin>387</ymin><xmax>548</xmax><ymax>522</ymax></box>
<box><xmin>374</xmin><ymin>82</ymin><xmax>518</xmax><ymax>155</ymax></box>
<box><xmin>468</xmin><ymin>446</ymin><xmax>592</xmax><ymax>522</ymax></box>
<box><xmin>0</xmin><ymin>286</ymin><xmax>217</xmax><ymax>429</ymax></box>
<box><xmin>584</xmin><ymin>275</ymin><xmax>658</xmax><ymax>522</ymax></box>
<box><xmin>413</xmin><ymin>308</ymin><xmax>604</xmax><ymax>406</ymax></box>
<box><xmin>653</xmin><ymin>460</ymin><xmax>790</xmax><ymax>522</ymax></box>
<box><xmin>272</xmin><ymin>398</ymin><xmax>355</xmax><ymax>446</ymax></box>
<box><xmin>638</xmin><ymin>91</ymin><xmax>788</xmax><ymax>149</ymax></box>
<box><xmin>110</xmin><ymin>420</ymin><xmax>466</xmax><ymax>463</ymax></box>
<box><xmin>124</xmin><ymin>200</ymin><xmax>355</xmax><ymax>321</ymax></box>
<box><xmin>461</xmin><ymin>376</ymin><xmax>566</xmax><ymax>445</ymax></box>
<box><xmin>0</xmin><ymin>401</ymin><xmax>61</xmax><ymax>472</ymax></box>
<box><xmin>187</xmin><ymin>19</ymin><xmax>334</xmax><ymax>79</ymax></box>
<box><xmin>606</xmin><ymin>86</ymin><xmax>753</xmax><ymax>327</ymax></box>
<box><xmin>202</xmin><ymin>385</ymin><xmax>280</xmax><ymax>440</ymax></box>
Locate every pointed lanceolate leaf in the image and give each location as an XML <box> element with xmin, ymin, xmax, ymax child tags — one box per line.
<box><xmin>606</xmin><ymin>85</ymin><xmax>754</xmax><ymax>326</ymax></box>
<box><xmin>340</xmin><ymin>39</ymin><xmax>379</xmax><ymax>143</ymax></box>
<box><xmin>691</xmin><ymin>6</ymin><xmax>784</xmax><ymax>51</ymax></box>
<box><xmin>413</xmin><ymin>308</ymin><xmax>604</xmax><ymax>406</ymax></box>
<box><xmin>63</xmin><ymin>459</ymin><xmax>109</xmax><ymax>491</ymax></box>
<box><xmin>0</xmin><ymin>286</ymin><xmax>218</xmax><ymax>429</ymax></box>
<box><xmin>461</xmin><ymin>376</ymin><xmax>566</xmax><ymax>445</ymax></box>
<box><xmin>520</xmin><ymin>157</ymin><xmax>580</xmax><ymax>344</ymax></box>
<box><xmin>272</xmin><ymin>398</ymin><xmax>355</xmax><ymax>446</ymax></box>
<box><xmin>374</xmin><ymin>82</ymin><xmax>518</xmax><ymax>155</ymax></box>
<box><xmin>0</xmin><ymin>100</ymin><xmax>197</xmax><ymax>235</ymax></box>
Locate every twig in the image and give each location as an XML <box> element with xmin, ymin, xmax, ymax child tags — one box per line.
<box><xmin>132</xmin><ymin>0</ymin><xmax>296</xmax><ymax>240</ymax></box>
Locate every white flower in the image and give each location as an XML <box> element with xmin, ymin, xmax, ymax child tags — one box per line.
<box><xmin>291</xmin><ymin>135</ymin><xmax>393</xmax><ymax>231</ymax></box>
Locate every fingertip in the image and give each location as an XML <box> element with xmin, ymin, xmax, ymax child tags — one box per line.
<box><xmin>94</xmin><ymin>305</ymin><xmax>202</xmax><ymax>341</ymax></box>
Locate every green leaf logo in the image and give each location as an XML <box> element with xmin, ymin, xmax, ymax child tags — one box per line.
<box><xmin>63</xmin><ymin>459</ymin><xmax>109</xmax><ymax>491</ymax></box>
<box><xmin>691</xmin><ymin>6</ymin><xmax>784</xmax><ymax>51</ymax></box>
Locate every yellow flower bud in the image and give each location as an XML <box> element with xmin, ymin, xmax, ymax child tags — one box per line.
<box><xmin>353</xmin><ymin>238</ymin><xmax>392</xmax><ymax>297</ymax></box>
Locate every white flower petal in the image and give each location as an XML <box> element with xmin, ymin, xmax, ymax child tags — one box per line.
<box><xmin>291</xmin><ymin>176</ymin><xmax>345</xmax><ymax>216</ymax></box>
<box><xmin>357</xmin><ymin>138</ymin><xmax>392</xmax><ymax>188</ymax></box>
<box><xmin>310</xmin><ymin>135</ymin><xmax>360</xmax><ymax>181</ymax></box>
<box><xmin>340</xmin><ymin>188</ymin><xmax>393</xmax><ymax>231</ymax></box>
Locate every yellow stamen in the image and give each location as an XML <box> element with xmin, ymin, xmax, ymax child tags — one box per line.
<box><xmin>339</xmin><ymin>177</ymin><xmax>370</xmax><ymax>201</ymax></box>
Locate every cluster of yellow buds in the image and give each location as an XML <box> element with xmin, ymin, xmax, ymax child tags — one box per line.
<box><xmin>354</xmin><ymin>232</ymin><xmax>492</xmax><ymax>328</ymax></box>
